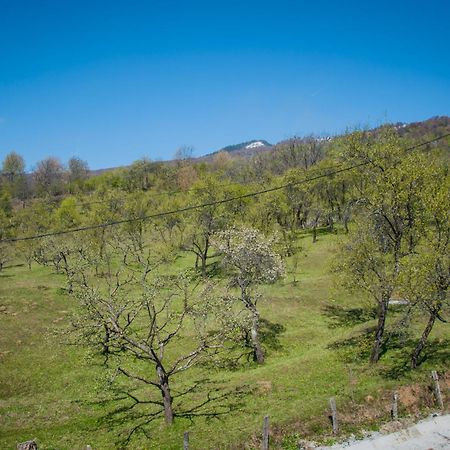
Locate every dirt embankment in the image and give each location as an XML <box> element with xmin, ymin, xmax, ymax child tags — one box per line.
<box><xmin>245</xmin><ymin>371</ymin><xmax>450</xmax><ymax>449</ymax></box>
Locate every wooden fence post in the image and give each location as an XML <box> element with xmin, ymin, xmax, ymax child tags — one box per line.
<box><xmin>262</xmin><ymin>415</ymin><xmax>269</xmax><ymax>450</ymax></box>
<box><xmin>391</xmin><ymin>391</ymin><xmax>398</xmax><ymax>420</ymax></box>
<box><xmin>183</xmin><ymin>431</ymin><xmax>189</xmax><ymax>450</ymax></box>
<box><xmin>431</xmin><ymin>371</ymin><xmax>444</xmax><ymax>410</ymax></box>
<box><xmin>329</xmin><ymin>397</ymin><xmax>338</xmax><ymax>434</ymax></box>
<box><xmin>348</xmin><ymin>367</ymin><xmax>355</xmax><ymax>403</ymax></box>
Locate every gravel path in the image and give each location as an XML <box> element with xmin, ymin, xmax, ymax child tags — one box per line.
<box><xmin>315</xmin><ymin>414</ymin><xmax>450</xmax><ymax>450</ymax></box>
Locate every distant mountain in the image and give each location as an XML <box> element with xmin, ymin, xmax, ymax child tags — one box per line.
<box><xmin>85</xmin><ymin>116</ymin><xmax>449</xmax><ymax>173</ymax></box>
<box><xmin>219</xmin><ymin>140</ymin><xmax>272</xmax><ymax>153</ymax></box>
<box><xmin>202</xmin><ymin>140</ymin><xmax>272</xmax><ymax>159</ymax></box>
<box><xmin>367</xmin><ymin>116</ymin><xmax>450</xmax><ymax>156</ymax></box>
<box><xmin>394</xmin><ymin>116</ymin><xmax>450</xmax><ymax>140</ymax></box>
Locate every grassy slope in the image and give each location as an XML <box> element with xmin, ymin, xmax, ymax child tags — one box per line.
<box><xmin>0</xmin><ymin>231</ymin><xmax>448</xmax><ymax>449</ymax></box>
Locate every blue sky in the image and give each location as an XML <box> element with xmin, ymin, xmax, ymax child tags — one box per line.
<box><xmin>1</xmin><ymin>1</ymin><xmax>449</xmax><ymax>170</ymax></box>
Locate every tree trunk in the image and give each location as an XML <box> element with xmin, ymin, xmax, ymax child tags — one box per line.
<box><xmin>200</xmin><ymin>254</ymin><xmax>207</xmax><ymax>277</ymax></box>
<box><xmin>194</xmin><ymin>253</ymin><xmax>199</xmax><ymax>270</ymax></box>
<box><xmin>411</xmin><ymin>310</ymin><xmax>437</xmax><ymax>369</ymax></box>
<box><xmin>60</xmin><ymin>252</ymin><xmax>73</xmax><ymax>292</ymax></box>
<box><xmin>312</xmin><ymin>226</ymin><xmax>317</xmax><ymax>243</ymax></box>
<box><xmin>328</xmin><ymin>215</ymin><xmax>334</xmax><ymax>232</ymax></box>
<box><xmin>249</xmin><ymin>305</ymin><xmax>265</xmax><ymax>364</ymax></box>
<box><xmin>101</xmin><ymin>324</ymin><xmax>111</xmax><ymax>363</ymax></box>
<box><xmin>343</xmin><ymin>214</ymin><xmax>350</xmax><ymax>234</ymax></box>
<box><xmin>370</xmin><ymin>298</ymin><xmax>389</xmax><ymax>363</ymax></box>
<box><xmin>201</xmin><ymin>236</ymin><xmax>209</xmax><ymax>277</ymax></box>
<box><xmin>157</xmin><ymin>366</ymin><xmax>174</xmax><ymax>425</ymax></box>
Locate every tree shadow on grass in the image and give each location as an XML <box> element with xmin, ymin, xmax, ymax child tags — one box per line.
<box><xmin>3</xmin><ymin>262</ymin><xmax>25</xmax><ymax>269</ymax></box>
<box><xmin>323</xmin><ymin>304</ymin><xmax>377</xmax><ymax>329</ymax></box>
<box><xmin>85</xmin><ymin>380</ymin><xmax>251</xmax><ymax>448</ymax></box>
<box><xmin>296</xmin><ymin>227</ymin><xmax>333</xmax><ymax>242</ymax></box>
<box><xmin>329</xmin><ymin>322</ymin><xmax>450</xmax><ymax>380</ymax></box>
<box><xmin>327</xmin><ymin>324</ymin><xmax>413</xmax><ymax>366</ymax></box>
<box><xmin>209</xmin><ymin>318</ymin><xmax>286</xmax><ymax>370</ymax></box>
<box><xmin>380</xmin><ymin>337</ymin><xmax>450</xmax><ymax>379</ymax></box>
<box><xmin>0</xmin><ymin>272</ymin><xmax>15</xmax><ymax>278</ymax></box>
<box><xmin>420</xmin><ymin>338</ymin><xmax>450</xmax><ymax>366</ymax></box>
<box><xmin>260</xmin><ymin>318</ymin><xmax>286</xmax><ymax>351</ymax></box>
<box><xmin>327</xmin><ymin>326</ymin><xmax>375</xmax><ymax>363</ymax></box>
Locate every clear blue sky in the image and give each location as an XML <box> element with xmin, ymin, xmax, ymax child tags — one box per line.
<box><xmin>1</xmin><ymin>0</ymin><xmax>449</xmax><ymax>170</ymax></box>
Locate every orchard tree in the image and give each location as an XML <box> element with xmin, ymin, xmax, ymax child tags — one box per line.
<box><xmin>399</xmin><ymin>167</ymin><xmax>449</xmax><ymax>368</ymax></box>
<box><xmin>174</xmin><ymin>145</ymin><xmax>194</xmax><ymax>163</ymax></box>
<box><xmin>2</xmin><ymin>151</ymin><xmax>25</xmax><ymax>178</ymax></box>
<box><xmin>335</xmin><ymin>130</ymin><xmax>434</xmax><ymax>363</ymax></box>
<box><xmin>183</xmin><ymin>175</ymin><xmax>249</xmax><ymax>276</ymax></box>
<box><xmin>14</xmin><ymin>199</ymin><xmax>53</xmax><ymax>269</ymax></box>
<box><xmin>213</xmin><ymin>226</ymin><xmax>285</xmax><ymax>364</ymax></box>
<box><xmin>123</xmin><ymin>157</ymin><xmax>155</xmax><ymax>192</ymax></box>
<box><xmin>67</xmin><ymin>157</ymin><xmax>89</xmax><ymax>191</ymax></box>
<box><xmin>177</xmin><ymin>164</ymin><xmax>198</xmax><ymax>191</ymax></box>
<box><xmin>150</xmin><ymin>195</ymin><xmax>189</xmax><ymax>248</ymax></box>
<box><xmin>282</xmin><ymin>168</ymin><xmax>311</xmax><ymax>231</ymax></box>
<box><xmin>401</xmin><ymin>252</ymin><xmax>449</xmax><ymax>368</ymax></box>
<box><xmin>33</xmin><ymin>157</ymin><xmax>66</xmax><ymax>196</ymax></box>
<box><xmin>1</xmin><ymin>151</ymin><xmax>28</xmax><ymax>199</ymax></box>
<box><xmin>247</xmin><ymin>189</ymin><xmax>289</xmax><ymax>235</ymax></box>
<box><xmin>55</xmin><ymin>197</ymin><xmax>81</xmax><ymax>228</ymax></box>
<box><xmin>0</xmin><ymin>209</ymin><xmax>15</xmax><ymax>272</ymax></box>
<box><xmin>277</xmin><ymin>136</ymin><xmax>324</xmax><ymax>172</ymax></box>
<box><xmin>210</xmin><ymin>151</ymin><xmax>232</xmax><ymax>174</ymax></box>
<box><xmin>67</xmin><ymin>233</ymin><xmax>242</xmax><ymax>442</ymax></box>
<box><xmin>82</xmin><ymin>191</ymin><xmax>128</xmax><ymax>264</ymax></box>
<box><xmin>311</xmin><ymin>158</ymin><xmax>356</xmax><ymax>234</ymax></box>
<box><xmin>335</xmin><ymin>216</ymin><xmax>400</xmax><ymax>362</ymax></box>
<box><xmin>28</xmin><ymin>197</ymin><xmax>84</xmax><ymax>288</ymax></box>
<box><xmin>0</xmin><ymin>191</ymin><xmax>15</xmax><ymax>271</ymax></box>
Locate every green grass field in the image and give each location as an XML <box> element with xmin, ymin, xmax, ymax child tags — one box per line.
<box><xmin>0</xmin><ymin>231</ymin><xmax>448</xmax><ymax>449</ymax></box>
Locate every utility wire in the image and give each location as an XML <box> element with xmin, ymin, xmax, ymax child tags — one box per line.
<box><xmin>74</xmin><ymin>161</ymin><xmax>342</xmax><ymax>206</ymax></box>
<box><xmin>21</xmin><ymin>150</ymin><xmax>341</xmax><ymax>208</ymax></box>
<box><xmin>7</xmin><ymin>131</ymin><xmax>450</xmax><ymax>208</ymax></box>
<box><xmin>13</xmin><ymin>168</ymin><xmax>252</xmax><ymax>208</ymax></box>
<box><xmin>2</xmin><ymin>132</ymin><xmax>449</xmax><ymax>244</ymax></box>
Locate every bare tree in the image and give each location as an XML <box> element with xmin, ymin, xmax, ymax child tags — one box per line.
<box><xmin>65</xmin><ymin>231</ymin><xmax>242</xmax><ymax>442</ymax></box>
<box><xmin>174</xmin><ymin>145</ymin><xmax>194</xmax><ymax>162</ymax></box>
<box><xmin>33</xmin><ymin>157</ymin><xmax>65</xmax><ymax>195</ymax></box>
<box><xmin>68</xmin><ymin>157</ymin><xmax>89</xmax><ymax>183</ymax></box>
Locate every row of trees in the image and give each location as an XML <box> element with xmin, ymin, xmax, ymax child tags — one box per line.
<box><xmin>1</xmin><ymin>152</ymin><xmax>89</xmax><ymax>199</ymax></box>
<box><xmin>0</xmin><ymin>135</ymin><xmax>332</xmax><ymax>202</ymax></box>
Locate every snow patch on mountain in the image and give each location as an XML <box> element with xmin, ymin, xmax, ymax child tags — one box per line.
<box><xmin>245</xmin><ymin>141</ymin><xmax>266</xmax><ymax>149</ymax></box>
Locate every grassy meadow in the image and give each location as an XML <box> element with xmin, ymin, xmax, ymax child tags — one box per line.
<box><xmin>0</xmin><ymin>229</ymin><xmax>448</xmax><ymax>449</ymax></box>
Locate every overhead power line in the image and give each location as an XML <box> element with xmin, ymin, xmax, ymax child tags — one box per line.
<box><xmin>1</xmin><ymin>132</ymin><xmax>449</xmax><ymax>244</ymax></box>
<box><xmin>70</xmin><ymin>161</ymin><xmax>349</xmax><ymax>208</ymax></box>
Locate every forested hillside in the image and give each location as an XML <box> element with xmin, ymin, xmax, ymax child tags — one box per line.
<box><xmin>0</xmin><ymin>117</ymin><xmax>449</xmax><ymax>449</ymax></box>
